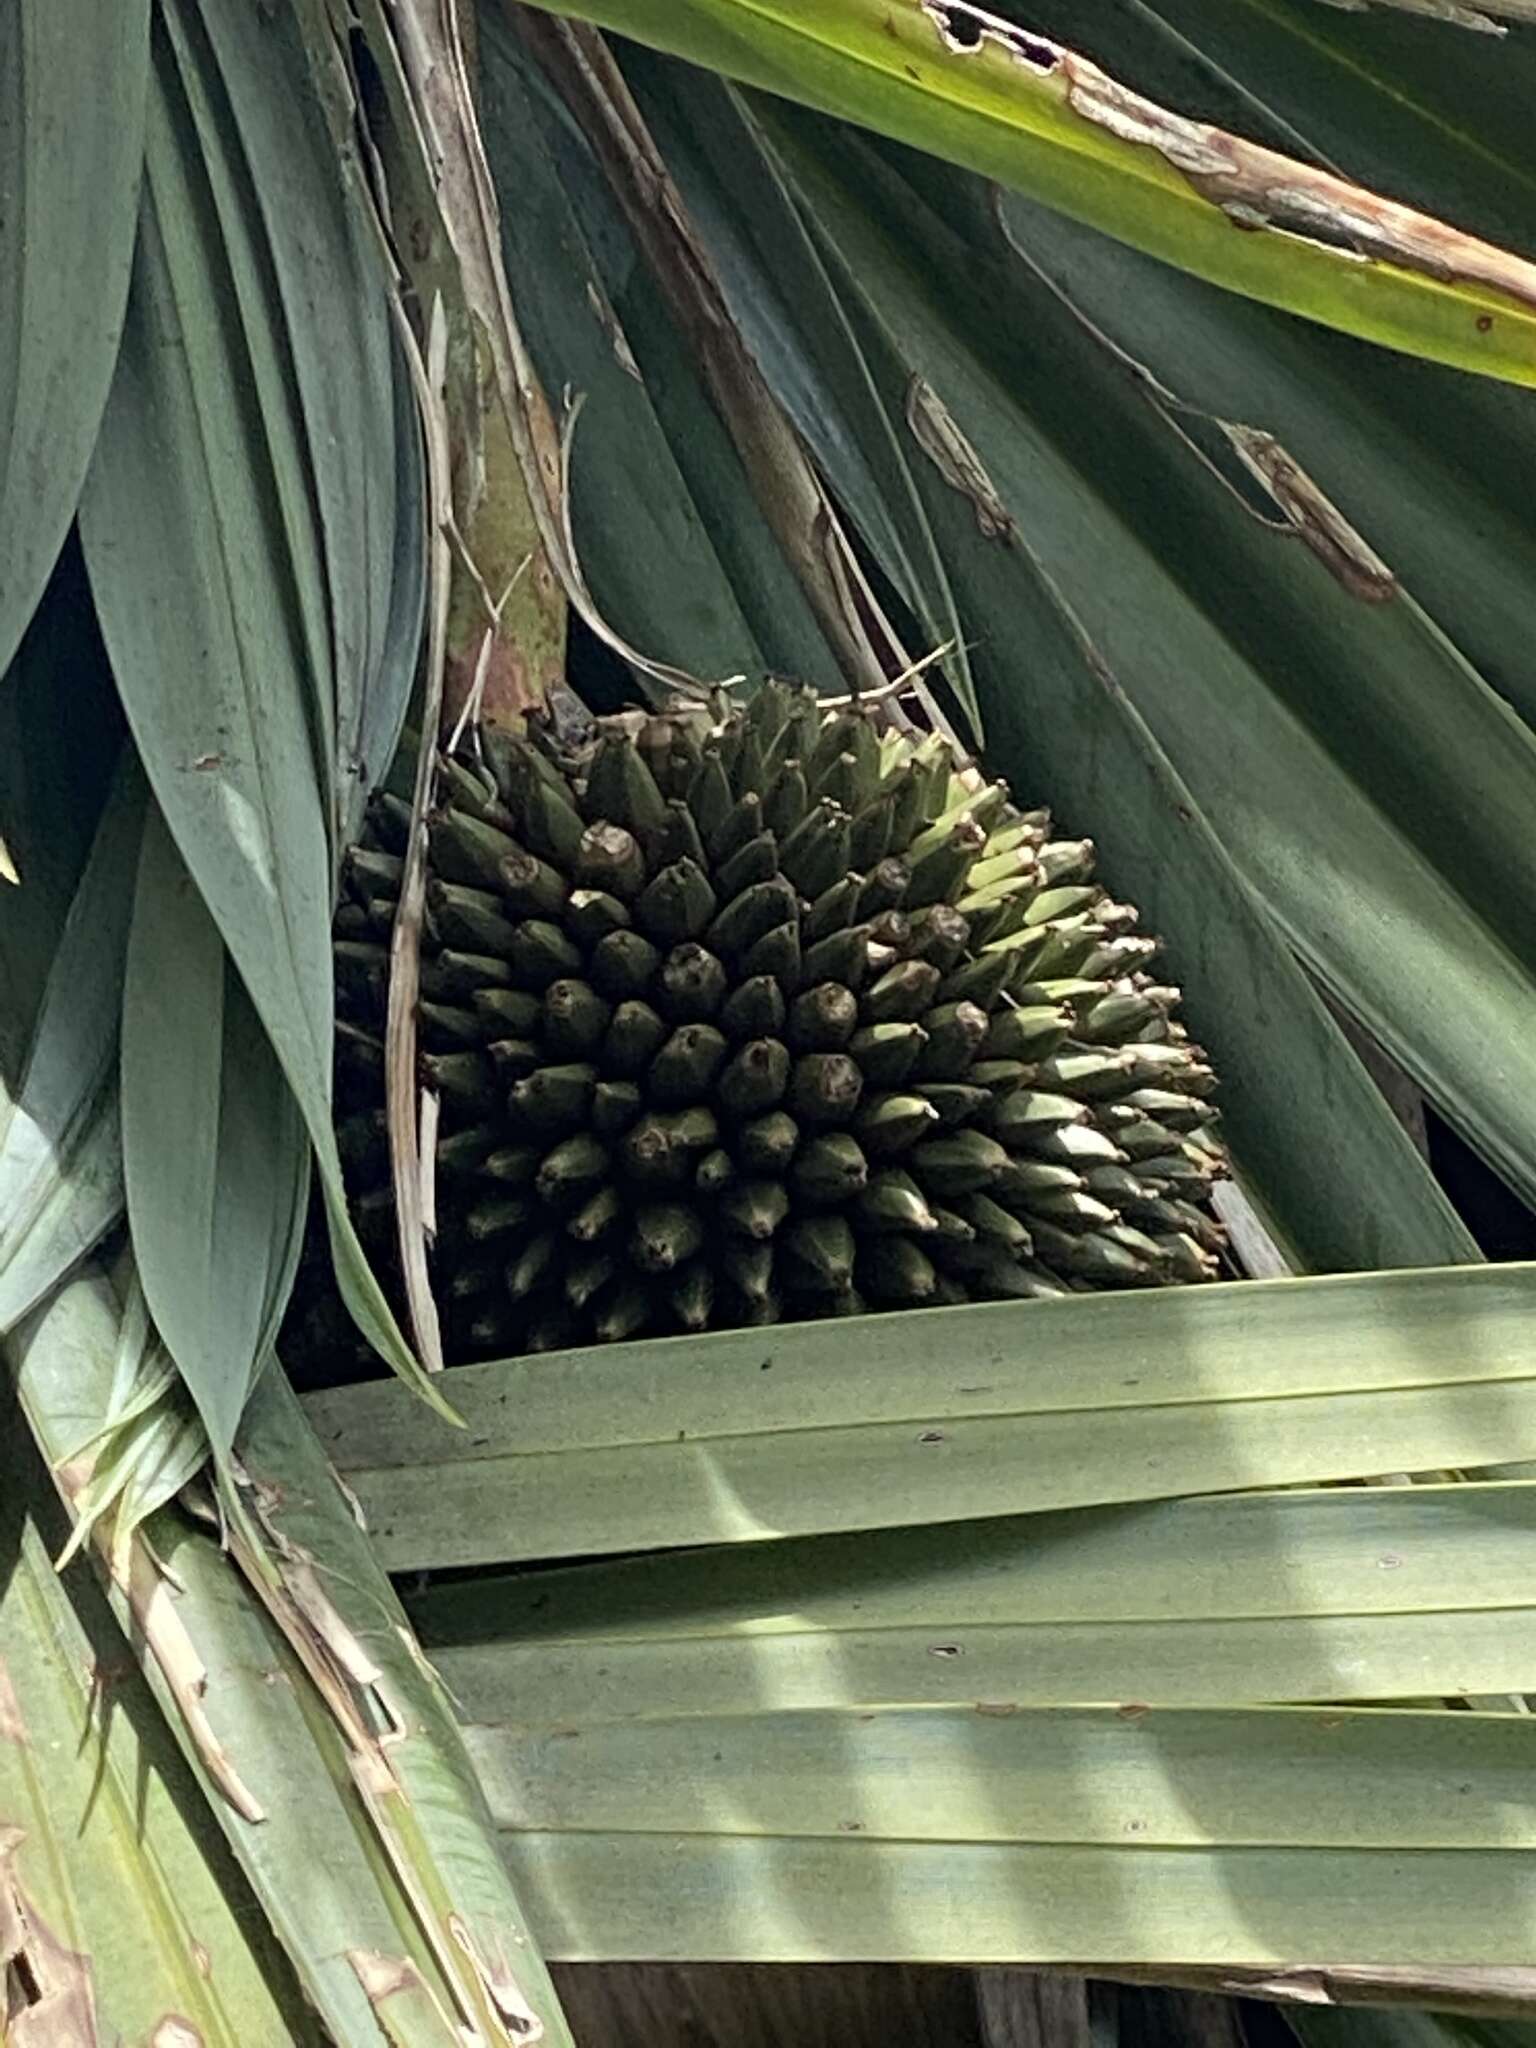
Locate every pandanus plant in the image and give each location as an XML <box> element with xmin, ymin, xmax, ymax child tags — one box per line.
<box><xmin>5</xmin><ymin>2</ymin><xmax>1536</xmax><ymax>2044</ymax></box>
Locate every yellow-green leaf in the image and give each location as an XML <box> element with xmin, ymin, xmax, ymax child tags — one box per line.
<box><xmin>516</xmin><ymin>0</ymin><xmax>1536</xmax><ymax>386</ymax></box>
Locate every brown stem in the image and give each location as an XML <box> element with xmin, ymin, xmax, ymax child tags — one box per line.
<box><xmin>512</xmin><ymin>11</ymin><xmax>898</xmax><ymax>700</ymax></box>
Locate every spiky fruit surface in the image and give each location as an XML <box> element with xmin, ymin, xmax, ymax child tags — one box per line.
<box><xmin>328</xmin><ymin>686</ymin><xmax>1226</xmax><ymax>1363</ymax></box>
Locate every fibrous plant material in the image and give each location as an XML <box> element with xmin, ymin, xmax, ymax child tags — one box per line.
<box><xmin>321</xmin><ymin>684</ymin><xmax>1226</xmax><ymax>1364</ymax></box>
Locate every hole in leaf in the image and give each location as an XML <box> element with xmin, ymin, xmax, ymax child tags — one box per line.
<box><xmin>932</xmin><ymin>3</ymin><xmax>984</xmax><ymax>49</ymax></box>
<box><xmin>6</xmin><ymin>1949</ymin><xmax>42</xmax><ymax>2011</ymax></box>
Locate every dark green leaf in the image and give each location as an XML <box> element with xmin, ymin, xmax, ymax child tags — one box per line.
<box><xmin>765</xmin><ymin>108</ymin><xmax>1536</xmax><ymax>1224</ymax></box>
<box><xmin>0</xmin><ymin>762</ymin><xmax>144</xmax><ymax>1333</ymax></box>
<box><xmin>120</xmin><ymin>804</ymin><xmax>309</xmax><ymax>1462</ymax></box>
<box><xmin>623</xmin><ymin>51</ymin><xmax>978</xmax><ymax>729</ymax></box>
<box><xmin>482</xmin><ymin>13</ymin><xmax>835</xmax><ymax>688</ymax></box>
<box><xmin>80</xmin><ymin>28</ymin><xmax>449</xmax><ymax>1416</ymax></box>
<box><xmin>0</xmin><ymin>0</ymin><xmax>151</xmax><ymax>676</ymax></box>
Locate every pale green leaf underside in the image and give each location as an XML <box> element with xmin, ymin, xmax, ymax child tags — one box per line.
<box><xmin>1</xmin><ymin>1431</ymin><xmax>309</xmax><ymax>2046</ymax></box>
<box><xmin>409</xmin><ymin>1480</ymin><xmax>1536</xmax><ymax>1723</ymax></box>
<box><xmin>306</xmin><ymin>1261</ymin><xmax>1536</xmax><ymax>1568</ymax></box>
<box><xmin>481</xmin><ymin>1700</ymin><xmax>1536</xmax><ymax>1849</ymax></box>
<box><xmin>505</xmin><ymin>1822</ymin><xmax>1536</xmax><ymax>1967</ymax></box>
<box><xmin>5</xmin><ymin>1269</ymin><xmax>519</xmax><ymax>2047</ymax></box>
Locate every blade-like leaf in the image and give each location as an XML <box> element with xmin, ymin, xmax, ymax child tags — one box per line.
<box><xmin>479</xmin><ymin>18</ymin><xmax>777</xmax><ymax>687</ymax></box>
<box><xmin>0</xmin><ymin>0</ymin><xmax>150</xmax><ymax>677</ymax></box>
<box><xmin>1101</xmin><ymin>1</ymin><xmax>1536</xmax><ymax>259</ymax></box>
<box><xmin>1</xmin><ymin>1422</ymin><xmax>313</xmax><ymax>2047</ymax></box>
<box><xmin>154</xmin><ymin>0</ymin><xmax>336</xmax><ymax>831</ymax></box>
<box><xmin>120</xmin><ymin>803</ymin><xmax>310</xmax><ymax>1464</ymax></box>
<box><xmin>79</xmin><ymin>25</ymin><xmax>450</xmax><ymax>1418</ymax></box>
<box><xmin>51</xmin><ymin>1271</ymin><xmax>209</xmax><ymax>1569</ymax></box>
<box><xmin>515</xmin><ymin>0</ymin><xmax>1536</xmax><ymax>387</ymax></box>
<box><xmin>408</xmin><ymin>1480</ymin><xmax>1536</xmax><ymax>1724</ymax></box>
<box><xmin>0</xmin><ymin>763</ymin><xmax>144</xmax><ymax>1334</ymax></box>
<box><xmin>847</xmin><ymin>1</ymin><xmax>1536</xmax><ymax>738</ymax></box>
<box><xmin>57</xmin><ymin>1384</ymin><xmax>210</xmax><ymax>1575</ymax></box>
<box><xmin>759</xmin><ymin>110</ymin><xmax>1536</xmax><ymax>1219</ymax></box>
<box><xmin>493</xmin><ymin>1703</ymin><xmax>1536</xmax><ymax>1965</ymax></box>
<box><xmin>306</xmin><ymin>1263</ymin><xmax>1536</xmax><ymax>1569</ymax></box>
<box><xmin>481</xmin><ymin>13</ymin><xmax>839</xmax><ymax>690</ymax></box>
<box><xmin>622</xmin><ymin>50</ymin><xmax>979</xmax><ymax>728</ymax></box>
<box><xmin>480</xmin><ymin>1699</ymin><xmax>1536</xmax><ymax>1847</ymax></box>
<box><xmin>66</xmin><ymin>1274</ymin><xmax>164</xmax><ymax>1451</ymax></box>
<box><xmin>7</xmin><ymin>1266</ymin><xmax>568</xmax><ymax>2047</ymax></box>
<box><xmin>169</xmin><ymin>0</ymin><xmax>423</xmax><ymax>848</ymax></box>
<box><xmin>609</xmin><ymin>76</ymin><xmax>1475</xmax><ymax>1270</ymax></box>
<box><xmin>236</xmin><ymin>1362</ymin><xmax>577</xmax><ymax>2047</ymax></box>
<box><xmin>514</xmin><ymin>1827</ymin><xmax>1536</xmax><ymax>1966</ymax></box>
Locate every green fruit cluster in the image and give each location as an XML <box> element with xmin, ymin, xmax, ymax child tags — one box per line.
<box><xmin>327</xmin><ymin>685</ymin><xmax>1226</xmax><ymax>1362</ymax></box>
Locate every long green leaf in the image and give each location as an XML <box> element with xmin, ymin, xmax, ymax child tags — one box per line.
<box><xmin>478</xmin><ymin>16</ymin><xmax>778</xmax><ymax>688</ymax></box>
<box><xmin>485</xmin><ymin>14</ymin><xmax>841</xmax><ymax>690</ymax></box>
<box><xmin>989</xmin><ymin>1</ymin><xmax>1536</xmax><ymax>736</ymax></box>
<box><xmin>506</xmin><ymin>1831</ymin><xmax>1536</xmax><ymax>1969</ymax></box>
<box><xmin>408</xmin><ymin>1481</ymin><xmax>1536</xmax><ymax>1724</ymax></box>
<box><xmin>7</xmin><ymin>1268</ymin><xmax>565</xmax><ymax>2047</ymax></box>
<box><xmin>489</xmin><ymin>1701</ymin><xmax>1536</xmax><ymax>1965</ymax></box>
<box><xmin>0</xmin><ymin>1426</ymin><xmax>312</xmax><ymax>2046</ymax></box>
<box><xmin>79</xmin><ymin>23</ymin><xmax>450</xmax><ymax>1419</ymax></box>
<box><xmin>479</xmin><ymin>1699</ymin><xmax>1536</xmax><ymax>1847</ymax></box>
<box><xmin>516</xmin><ymin>0</ymin><xmax>1536</xmax><ymax>387</ymax></box>
<box><xmin>0</xmin><ymin>0</ymin><xmax>150</xmax><ymax>677</ymax></box>
<box><xmin>0</xmin><ymin>761</ymin><xmax>213</xmax><ymax>1558</ymax></box>
<box><xmin>1123</xmin><ymin>1</ymin><xmax>1536</xmax><ymax>256</ymax></box>
<box><xmin>306</xmin><ymin>1263</ymin><xmax>1536</xmax><ymax>1569</ymax></box>
<box><xmin>155</xmin><ymin>0</ymin><xmax>335</xmax><ymax>829</ymax></box>
<box><xmin>49</xmin><ymin>1270</ymin><xmax>210</xmax><ymax>1570</ymax></box>
<box><xmin>172</xmin><ymin>0</ymin><xmax>423</xmax><ymax>848</ymax></box>
<box><xmin>617</xmin><ymin>48</ymin><xmax>979</xmax><ymax>729</ymax></box>
<box><xmin>237</xmin><ymin>1364</ymin><xmax>577</xmax><ymax>2047</ymax></box>
<box><xmin>972</xmin><ymin>201</ymin><xmax>1536</xmax><ymax>991</ymax></box>
<box><xmin>120</xmin><ymin>803</ymin><xmax>309</xmax><ymax>1464</ymax></box>
<box><xmin>760</xmin><ymin>110</ymin><xmax>1536</xmax><ymax>1218</ymax></box>
<box><xmin>0</xmin><ymin>763</ymin><xmax>144</xmax><ymax>1334</ymax></box>
<box><xmin>59</xmin><ymin>1386</ymin><xmax>210</xmax><ymax>1575</ymax></box>
<box><xmin>613</xmin><ymin>77</ymin><xmax>1473</xmax><ymax>1270</ymax></box>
